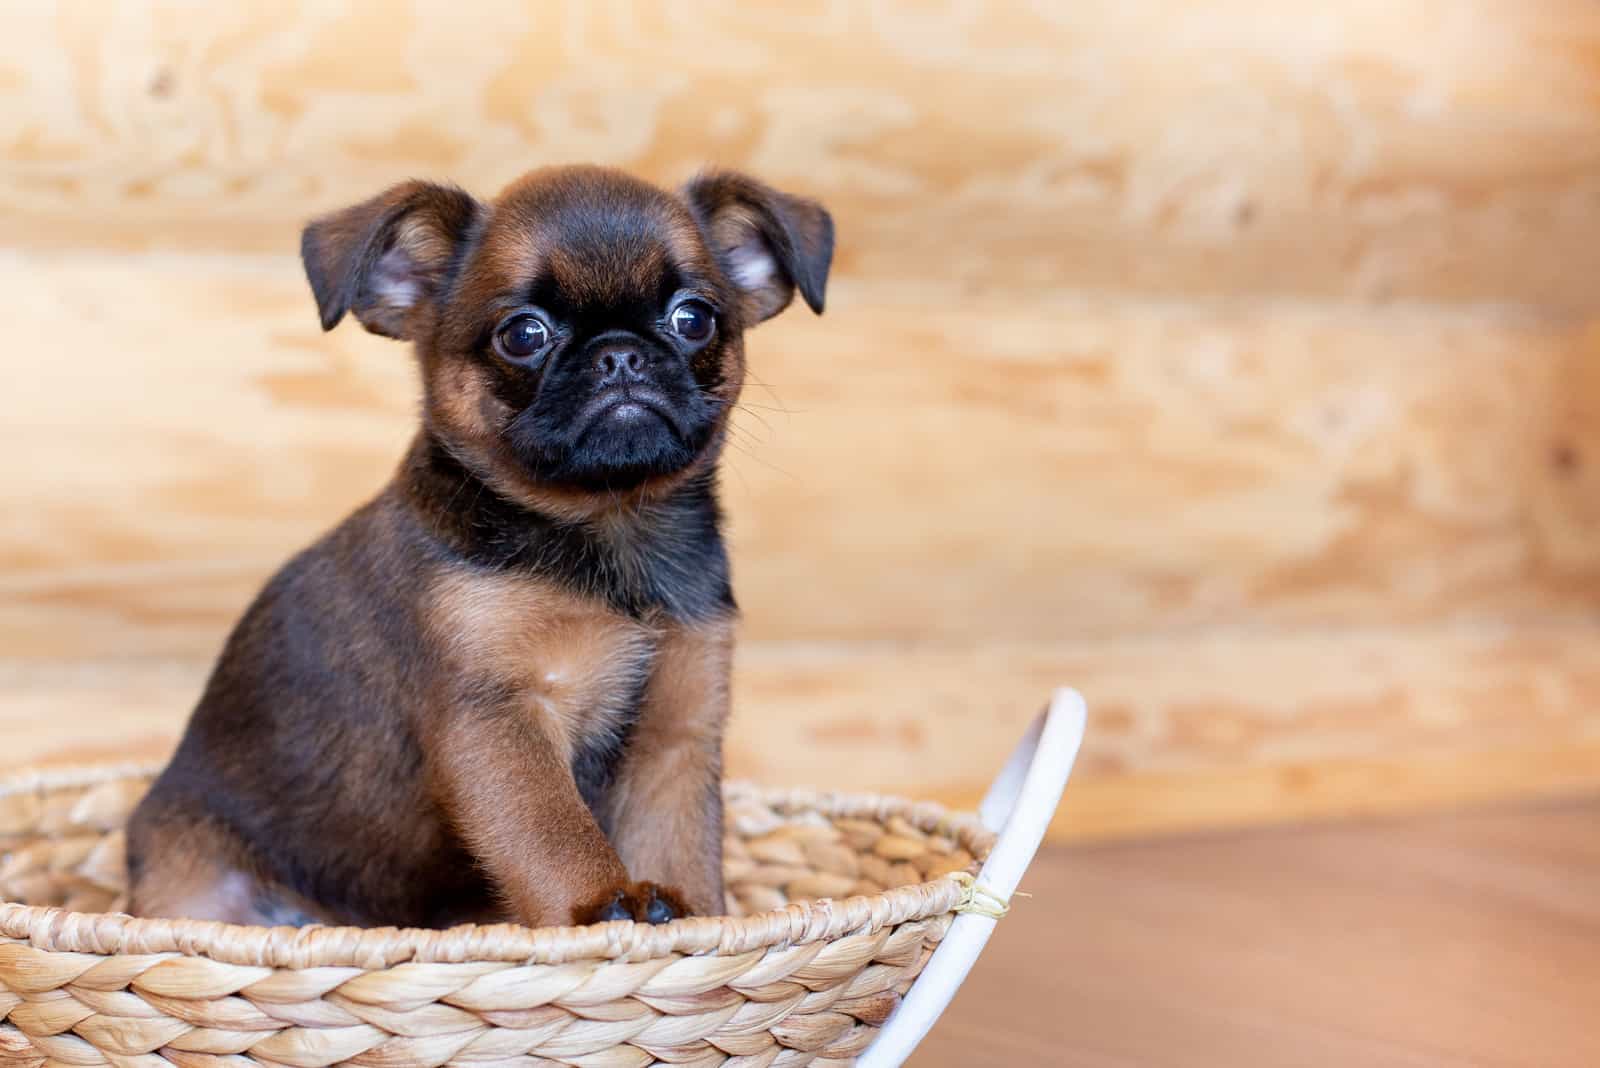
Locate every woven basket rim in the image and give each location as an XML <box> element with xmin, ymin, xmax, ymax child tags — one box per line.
<box><xmin>0</xmin><ymin>762</ymin><xmax>993</xmax><ymax>970</ymax></box>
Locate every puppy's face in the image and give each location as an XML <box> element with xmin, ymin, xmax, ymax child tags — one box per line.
<box><xmin>301</xmin><ymin>166</ymin><xmax>832</xmax><ymax>506</ymax></box>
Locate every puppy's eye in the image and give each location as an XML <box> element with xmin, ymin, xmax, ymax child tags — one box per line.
<box><xmin>669</xmin><ymin>300</ymin><xmax>715</xmax><ymax>344</ymax></box>
<box><xmin>497</xmin><ymin>314</ymin><xmax>550</xmax><ymax>359</ymax></box>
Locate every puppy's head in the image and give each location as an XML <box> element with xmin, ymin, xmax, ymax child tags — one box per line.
<box><xmin>301</xmin><ymin>166</ymin><xmax>832</xmax><ymax>510</ymax></box>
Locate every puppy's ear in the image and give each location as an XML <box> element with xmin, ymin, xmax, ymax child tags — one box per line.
<box><xmin>301</xmin><ymin>181</ymin><xmax>480</xmax><ymax>339</ymax></box>
<box><xmin>683</xmin><ymin>170</ymin><xmax>834</xmax><ymax>324</ymax></box>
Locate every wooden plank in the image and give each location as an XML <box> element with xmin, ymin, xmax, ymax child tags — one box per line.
<box><xmin>6</xmin><ymin>624</ymin><xmax>1599</xmax><ymax>839</ymax></box>
<box><xmin>2</xmin><ymin>2</ymin><xmax>1599</xmax><ymax>307</ymax></box>
<box><xmin>5</xmin><ymin>253</ymin><xmax>1600</xmax><ymax>656</ymax></box>
<box><xmin>731</xmin><ymin>629</ymin><xmax>1600</xmax><ymax>838</ymax></box>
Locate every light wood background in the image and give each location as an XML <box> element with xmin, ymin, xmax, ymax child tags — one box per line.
<box><xmin>3</xmin><ymin>1</ymin><xmax>1600</xmax><ymax>839</ymax></box>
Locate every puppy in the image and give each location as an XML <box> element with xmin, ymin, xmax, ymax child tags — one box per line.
<box><xmin>124</xmin><ymin>165</ymin><xmax>832</xmax><ymax>929</ymax></box>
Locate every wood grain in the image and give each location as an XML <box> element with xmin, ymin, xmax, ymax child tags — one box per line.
<box><xmin>2</xmin><ymin>2</ymin><xmax>1599</xmax><ymax>308</ymax></box>
<box><xmin>6</xmin><ymin>2</ymin><xmax>1600</xmax><ymax>837</ymax></box>
<box><xmin>5</xmin><ymin>253</ymin><xmax>1600</xmax><ymax>658</ymax></box>
<box><xmin>7</xmin><ymin>622</ymin><xmax>1600</xmax><ymax>840</ymax></box>
<box><xmin>921</xmin><ymin>799</ymin><xmax>1600</xmax><ymax>1066</ymax></box>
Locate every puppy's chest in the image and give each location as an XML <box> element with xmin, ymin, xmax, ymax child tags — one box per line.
<box><xmin>426</xmin><ymin>570</ymin><xmax>658</xmax><ymax>749</ymax></box>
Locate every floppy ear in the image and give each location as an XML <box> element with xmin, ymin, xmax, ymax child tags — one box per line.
<box><xmin>300</xmin><ymin>181</ymin><xmax>480</xmax><ymax>339</ymax></box>
<box><xmin>682</xmin><ymin>170</ymin><xmax>834</xmax><ymax>324</ymax></box>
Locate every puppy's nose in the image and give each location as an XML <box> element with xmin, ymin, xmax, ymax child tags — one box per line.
<box><xmin>593</xmin><ymin>344</ymin><xmax>649</xmax><ymax>385</ymax></box>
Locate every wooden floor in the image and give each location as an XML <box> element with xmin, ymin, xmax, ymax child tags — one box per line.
<box><xmin>916</xmin><ymin>797</ymin><xmax>1600</xmax><ymax>1067</ymax></box>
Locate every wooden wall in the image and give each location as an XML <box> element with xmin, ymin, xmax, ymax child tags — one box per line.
<box><xmin>4</xmin><ymin>1</ymin><xmax>1600</xmax><ymax>839</ymax></box>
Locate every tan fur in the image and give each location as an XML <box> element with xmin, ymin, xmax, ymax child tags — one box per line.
<box><xmin>602</xmin><ymin>617</ymin><xmax>734</xmax><ymax>916</ymax></box>
<box><xmin>425</xmin><ymin>568</ymin><xmax>656</xmax><ymax>764</ymax></box>
<box><xmin>423</xmin><ymin>703</ymin><xmax>633</xmax><ymax>927</ymax></box>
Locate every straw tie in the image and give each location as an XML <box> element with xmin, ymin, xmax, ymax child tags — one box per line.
<box><xmin>949</xmin><ymin>871</ymin><xmax>1013</xmax><ymax>920</ymax></box>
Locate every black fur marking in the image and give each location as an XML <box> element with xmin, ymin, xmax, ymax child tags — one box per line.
<box><xmin>409</xmin><ymin>437</ymin><xmax>735</xmax><ymax>623</ymax></box>
<box><xmin>493</xmin><ymin>306</ymin><xmax>720</xmax><ymax>491</ymax></box>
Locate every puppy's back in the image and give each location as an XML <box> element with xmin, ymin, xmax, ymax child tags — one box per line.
<box><xmin>126</xmin><ymin>493</ymin><xmax>496</xmax><ymax>926</ymax></box>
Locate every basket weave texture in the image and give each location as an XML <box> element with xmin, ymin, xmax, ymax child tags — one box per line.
<box><xmin>0</xmin><ymin>764</ymin><xmax>991</xmax><ymax>1067</ymax></box>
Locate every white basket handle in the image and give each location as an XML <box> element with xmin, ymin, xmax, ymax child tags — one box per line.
<box><xmin>858</xmin><ymin>688</ymin><xmax>1088</xmax><ymax>1067</ymax></box>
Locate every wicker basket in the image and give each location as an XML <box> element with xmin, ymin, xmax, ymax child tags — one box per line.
<box><xmin>0</xmin><ymin>692</ymin><xmax>1086</xmax><ymax>1068</ymax></box>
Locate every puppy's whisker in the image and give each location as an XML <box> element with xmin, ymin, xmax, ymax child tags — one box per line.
<box><xmin>443</xmin><ymin>472</ymin><xmax>473</xmax><ymax>516</ymax></box>
<box><xmin>731</xmin><ymin>403</ymin><xmax>778</xmax><ymax>440</ymax></box>
<box><xmin>725</xmin><ymin>423</ymin><xmax>771</xmax><ymax>454</ymax></box>
<box><xmin>721</xmin><ymin>436</ymin><xmax>801</xmax><ymax>485</ymax></box>
<box><xmin>722</xmin><ymin>451</ymin><xmax>754</xmax><ymax>496</ymax></box>
<box><xmin>733</xmin><ymin>400</ymin><xmax>799</xmax><ymax>415</ymax></box>
<box><xmin>741</xmin><ymin>370</ymin><xmax>794</xmax><ymax>415</ymax></box>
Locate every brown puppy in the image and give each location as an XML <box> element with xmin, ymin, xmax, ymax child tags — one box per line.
<box><xmin>124</xmin><ymin>166</ymin><xmax>833</xmax><ymax>929</ymax></box>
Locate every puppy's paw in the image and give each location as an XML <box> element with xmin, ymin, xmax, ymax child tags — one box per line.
<box><xmin>577</xmin><ymin>881</ymin><xmax>689</xmax><ymax>926</ymax></box>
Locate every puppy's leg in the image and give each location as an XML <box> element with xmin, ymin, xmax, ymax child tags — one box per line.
<box><xmin>128</xmin><ymin>820</ymin><xmax>338</xmax><ymax>927</ymax></box>
<box><xmin>602</xmin><ymin>620</ymin><xmax>732</xmax><ymax>917</ymax></box>
<box><xmin>430</xmin><ymin>706</ymin><xmax>679</xmax><ymax>926</ymax></box>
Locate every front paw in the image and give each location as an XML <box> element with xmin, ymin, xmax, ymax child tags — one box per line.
<box><xmin>577</xmin><ymin>881</ymin><xmax>689</xmax><ymax>925</ymax></box>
